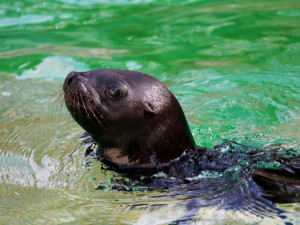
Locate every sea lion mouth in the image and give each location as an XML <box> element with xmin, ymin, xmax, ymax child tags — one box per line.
<box><xmin>63</xmin><ymin>71</ymin><xmax>108</xmax><ymax>131</ymax></box>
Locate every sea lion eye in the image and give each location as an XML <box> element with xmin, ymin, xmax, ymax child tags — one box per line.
<box><xmin>107</xmin><ymin>85</ymin><xmax>121</xmax><ymax>100</ymax></box>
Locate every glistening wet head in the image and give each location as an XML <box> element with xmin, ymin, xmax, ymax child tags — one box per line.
<box><xmin>63</xmin><ymin>69</ymin><xmax>195</xmax><ymax>166</ymax></box>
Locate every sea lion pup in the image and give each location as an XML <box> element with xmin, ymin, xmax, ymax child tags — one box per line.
<box><xmin>63</xmin><ymin>69</ymin><xmax>196</xmax><ymax>167</ymax></box>
<box><xmin>63</xmin><ymin>69</ymin><xmax>300</xmax><ymax>203</ymax></box>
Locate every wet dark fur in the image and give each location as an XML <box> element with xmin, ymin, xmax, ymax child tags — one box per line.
<box><xmin>93</xmin><ymin>141</ymin><xmax>300</xmax><ymax>203</ymax></box>
<box><xmin>64</xmin><ymin>69</ymin><xmax>195</xmax><ymax>165</ymax></box>
<box><xmin>81</xmin><ymin>139</ymin><xmax>299</xmax><ymax>219</ymax></box>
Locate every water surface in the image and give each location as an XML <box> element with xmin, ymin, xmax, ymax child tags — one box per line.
<box><xmin>0</xmin><ymin>0</ymin><xmax>300</xmax><ymax>224</ymax></box>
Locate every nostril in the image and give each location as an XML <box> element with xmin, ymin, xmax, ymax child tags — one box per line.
<box><xmin>65</xmin><ymin>71</ymin><xmax>84</xmax><ymax>86</ymax></box>
<box><xmin>66</xmin><ymin>71</ymin><xmax>78</xmax><ymax>86</ymax></box>
<box><xmin>67</xmin><ymin>77</ymin><xmax>73</xmax><ymax>85</ymax></box>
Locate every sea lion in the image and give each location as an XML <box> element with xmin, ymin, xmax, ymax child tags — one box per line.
<box><xmin>64</xmin><ymin>69</ymin><xmax>195</xmax><ymax>166</ymax></box>
<box><xmin>63</xmin><ymin>69</ymin><xmax>300</xmax><ymax>204</ymax></box>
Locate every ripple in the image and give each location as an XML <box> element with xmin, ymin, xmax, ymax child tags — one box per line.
<box><xmin>58</xmin><ymin>0</ymin><xmax>155</xmax><ymax>5</ymax></box>
<box><xmin>0</xmin><ymin>0</ymin><xmax>299</xmax><ymax>223</ymax></box>
<box><xmin>0</xmin><ymin>45</ymin><xmax>127</xmax><ymax>60</ymax></box>
<box><xmin>19</xmin><ymin>56</ymin><xmax>89</xmax><ymax>81</ymax></box>
<box><xmin>0</xmin><ymin>15</ymin><xmax>53</xmax><ymax>28</ymax></box>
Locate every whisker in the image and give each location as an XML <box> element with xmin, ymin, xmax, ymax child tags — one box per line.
<box><xmin>75</xmin><ymin>93</ymin><xmax>100</xmax><ymax>130</ymax></box>
<box><xmin>83</xmin><ymin>97</ymin><xmax>110</xmax><ymax>129</ymax></box>
<box><xmin>85</xmin><ymin>98</ymin><xmax>106</xmax><ymax>130</ymax></box>
<box><xmin>67</xmin><ymin>90</ymin><xmax>78</xmax><ymax>118</ymax></box>
<box><xmin>63</xmin><ymin>86</ymin><xmax>110</xmax><ymax>131</ymax></box>
<box><xmin>53</xmin><ymin>84</ymin><xmax>66</xmax><ymax>109</ymax></box>
<box><xmin>75</xmin><ymin>91</ymin><xmax>82</xmax><ymax>120</ymax></box>
<box><xmin>79</xmin><ymin>92</ymin><xmax>90</xmax><ymax>119</ymax></box>
<box><xmin>90</xmin><ymin>102</ymin><xmax>109</xmax><ymax>127</ymax></box>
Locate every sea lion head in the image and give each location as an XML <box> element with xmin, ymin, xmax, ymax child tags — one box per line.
<box><xmin>63</xmin><ymin>69</ymin><xmax>195</xmax><ymax>166</ymax></box>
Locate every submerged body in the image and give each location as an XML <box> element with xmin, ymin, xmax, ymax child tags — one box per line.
<box><xmin>63</xmin><ymin>69</ymin><xmax>300</xmax><ymax>206</ymax></box>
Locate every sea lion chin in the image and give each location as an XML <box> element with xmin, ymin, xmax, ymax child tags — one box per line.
<box><xmin>63</xmin><ymin>69</ymin><xmax>195</xmax><ymax>166</ymax></box>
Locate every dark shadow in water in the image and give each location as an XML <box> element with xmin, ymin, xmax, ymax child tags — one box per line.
<box><xmin>82</xmin><ymin>137</ymin><xmax>299</xmax><ymax>221</ymax></box>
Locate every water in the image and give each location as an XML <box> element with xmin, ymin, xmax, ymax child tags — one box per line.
<box><xmin>0</xmin><ymin>0</ymin><xmax>300</xmax><ymax>224</ymax></box>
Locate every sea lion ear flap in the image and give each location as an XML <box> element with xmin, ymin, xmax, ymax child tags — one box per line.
<box><xmin>143</xmin><ymin>102</ymin><xmax>156</xmax><ymax>119</ymax></box>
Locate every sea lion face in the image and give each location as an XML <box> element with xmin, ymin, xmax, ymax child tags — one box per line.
<box><xmin>64</xmin><ymin>69</ymin><xmax>170</xmax><ymax>143</ymax></box>
<box><xmin>64</xmin><ymin>69</ymin><xmax>195</xmax><ymax>165</ymax></box>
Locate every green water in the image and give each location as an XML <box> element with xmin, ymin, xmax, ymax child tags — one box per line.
<box><xmin>0</xmin><ymin>0</ymin><xmax>300</xmax><ymax>224</ymax></box>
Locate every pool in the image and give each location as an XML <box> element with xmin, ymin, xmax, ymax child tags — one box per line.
<box><xmin>0</xmin><ymin>0</ymin><xmax>299</xmax><ymax>224</ymax></box>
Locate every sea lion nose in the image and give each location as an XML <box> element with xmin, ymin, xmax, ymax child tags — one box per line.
<box><xmin>65</xmin><ymin>71</ymin><xmax>84</xmax><ymax>86</ymax></box>
<box><xmin>69</xmin><ymin>71</ymin><xmax>77</xmax><ymax>76</ymax></box>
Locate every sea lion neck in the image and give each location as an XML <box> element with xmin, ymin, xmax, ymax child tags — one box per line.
<box><xmin>63</xmin><ymin>69</ymin><xmax>196</xmax><ymax>166</ymax></box>
<box><xmin>97</xmin><ymin>93</ymin><xmax>196</xmax><ymax>166</ymax></box>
